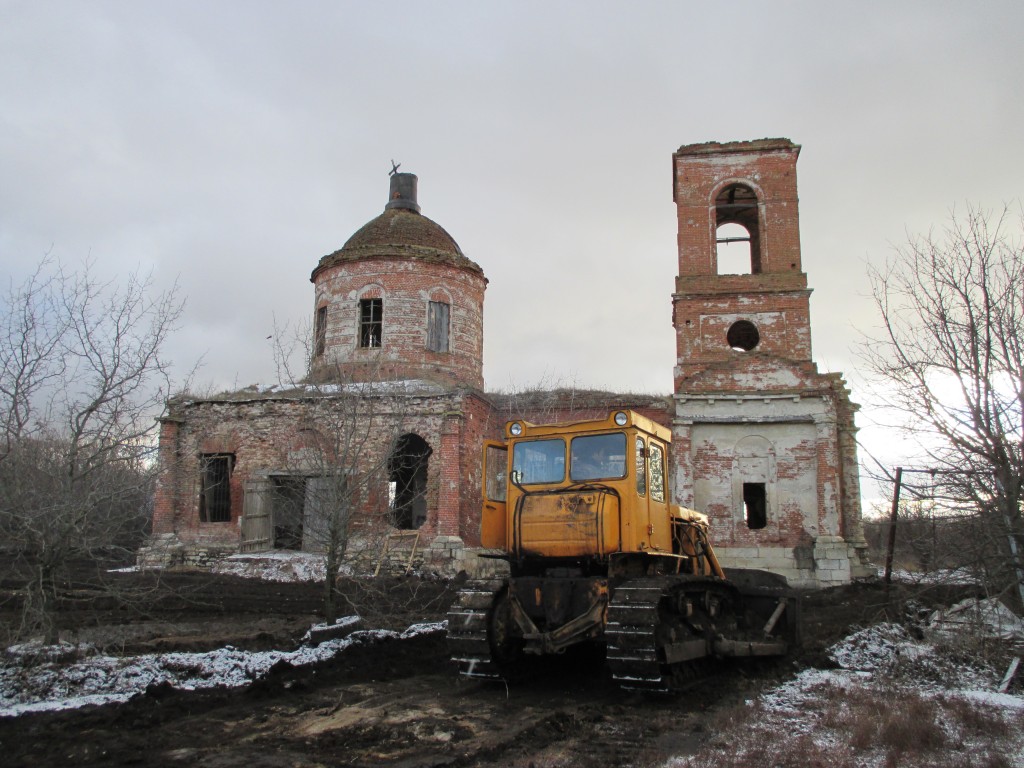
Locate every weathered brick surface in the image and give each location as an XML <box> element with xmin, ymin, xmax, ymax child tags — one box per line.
<box><xmin>310</xmin><ymin>256</ymin><xmax>485</xmax><ymax>390</ymax></box>
<box><xmin>152</xmin><ymin>388</ymin><xmax>491</xmax><ymax>549</ymax></box>
<box><xmin>670</xmin><ymin>139</ymin><xmax>868</xmax><ymax>587</ymax></box>
<box><xmin>673</xmin><ymin>139</ymin><xmax>803</xmax><ymax>279</ymax></box>
<box><xmin>308</xmin><ymin>185</ymin><xmax>486</xmax><ymax>391</ymax></box>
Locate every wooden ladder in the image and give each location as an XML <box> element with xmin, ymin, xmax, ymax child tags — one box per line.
<box><xmin>374</xmin><ymin>530</ymin><xmax>421</xmax><ymax>576</ymax></box>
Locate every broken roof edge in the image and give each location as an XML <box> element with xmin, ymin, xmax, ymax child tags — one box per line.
<box><xmin>674</xmin><ymin>138</ymin><xmax>800</xmax><ymax>157</ymax></box>
<box><xmin>484</xmin><ymin>387</ymin><xmax>673</xmax><ymax>411</ymax></box>
<box><xmin>310</xmin><ymin>244</ymin><xmax>486</xmax><ymax>283</ymax></box>
<box><xmin>166</xmin><ymin>378</ymin><xmax>464</xmax><ymax>407</ymax></box>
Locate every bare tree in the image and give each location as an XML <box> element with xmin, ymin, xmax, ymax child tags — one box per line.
<box><xmin>0</xmin><ymin>259</ymin><xmax>183</xmax><ymax>642</ymax></box>
<box><xmin>258</xmin><ymin>320</ymin><xmax>409</xmax><ymax>623</ymax></box>
<box><xmin>861</xmin><ymin>205</ymin><xmax>1024</xmax><ymax>605</ymax></box>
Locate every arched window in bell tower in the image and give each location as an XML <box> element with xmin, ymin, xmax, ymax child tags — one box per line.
<box><xmin>714</xmin><ymin>183</ymin><xmax>762</xmax><ymax>274</ymax></box>
<box><xmin>715</xmin><ymin>222</ymin><xmax>752</xmax><ymax>275</ymax></box>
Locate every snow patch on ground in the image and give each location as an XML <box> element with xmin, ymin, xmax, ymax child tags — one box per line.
<box><xmin>881</xmin><ymin>566</ymin><xmax>981</xmax><ymax>585</ymax></box>
<box><xmin>0</xmin><ymin>619</ymin><xmax>446</xmax><ymax>718</ymax></box>
<box><xmin>301</xmin><ymin>615</ymin><xmax>362</xmax><ymax>644</ymax></box>
<box><xmin>928</xmin><ymin>597</ymin><xmax>1024</xmax><ymax>642</ymax></box>
<box><xmin>671</xmin><ymin>602</ymin><xmax>1024</xmax><ymax>766</ymax></box>
<box><xmin>210</xmin><ymin>551</ymin><xmax>344</xmax><ymax>582</ymax></box>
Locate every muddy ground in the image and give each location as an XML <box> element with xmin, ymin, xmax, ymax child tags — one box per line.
<box><xmin>0</xmin><ymin>570</ymin><xmax>981</xmax><ymax>768</ymax></box>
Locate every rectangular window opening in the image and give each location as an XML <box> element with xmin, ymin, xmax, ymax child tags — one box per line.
<box><xmin>743</xmin><ymin>482</ymin><xmax>767</xmax><ymax>530</ymax></box>
<box><xmin>314</xmin><ymin>306</ymin><xmax>327</xmax><ymax>358</ymax></box>
<box><xmin>359</xmin><ymin>298</ymin><xmax>382</xmax><ymax>348</ymax></box>
<box><xmin>427</xmin><ymin>300</ymin><xmax>450</xmax><ymax>353</ymax></box>
<box><xmin>199</xmin><ymin>454</ymin><xmax>234</xmax><ymax>523</ymax></box>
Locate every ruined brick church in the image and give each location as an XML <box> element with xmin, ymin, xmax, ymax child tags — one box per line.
<box><xmin>145</xmin><ymin>139</ymin><xmax>872</xmax><ymax>587</ymax></box>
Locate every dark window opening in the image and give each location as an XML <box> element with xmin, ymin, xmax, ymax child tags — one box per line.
<box><xmin>314</xmin><ymin>306</ymin><xmax>327</xmax><ymax>358</ymax></box>
<box><xmin>199</xmin><ymin>454</ymin><xmax>234</xmax><ymax>523</ymax></box>
<box><xmin>359</xmin><ymin>298</ymin><xmax>382</xmax><ymax>348</ymax></box>
<box><xmin>389</xmin><ymin>434</ymin><xmax>432</xmax><ymax>529</ymax></box>
<box><xmin>271</xmin><ymin>476</ymin><xmax>307</xmax><ymax>549</ymax></box>
<box><xmin>427</xmin><ymin>301</ymin><xmax>450</xmax><ymax>352</ymax></box>
<box><xmin>743</xmin><ymin>482</ymin><xmax>767</xmax><ymax>529</ymax></box>
<box><xmin>727</xmin><ymin>320</ymin><xmax>760</xmax><ymax>352</ymax></box>
<box><xmin>714</xmin><ymin>183</ymin><xmax>762</xmax><ymax>273</ymax></box>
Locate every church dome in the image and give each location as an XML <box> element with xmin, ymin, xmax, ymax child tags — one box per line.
<box><xmin>311</xmin><ymin>173</ymin><xmax>483</xmax><ymax>280</ymax></box>
<box><xmin>308</xmin><ymin>170</ymin><xmax>487</xmax><ymax>391</ymax></box>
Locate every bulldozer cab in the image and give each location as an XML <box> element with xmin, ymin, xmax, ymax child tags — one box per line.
<box><xmin>481</xmin><ymin>410</ymin><xmax>684</xmax><ymax>565</ymax></box>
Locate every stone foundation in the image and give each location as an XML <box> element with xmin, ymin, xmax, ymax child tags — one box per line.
<box><xmin>136</xmin><ymin>531</ymin><xmax>510</xmax><ymax>580</ymax></box>
<box><xmin>717</xmin><ymin>535</ymin><xmax>873</xmax><ymax>589</ymax></box>
<box><xmin>136</xmin><ymin>533</ymin><xmax>238</xmax><ymax>570</ymax></box>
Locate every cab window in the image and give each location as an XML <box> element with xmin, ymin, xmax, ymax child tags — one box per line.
<box><xmin>635</xmin><ymin>437</ymin><xmax>647</xmax><ymax>496</ymax></box>
<box><xmin>649</xmin><ymin>443</ymin><xmax>666</xmax><ymax>502</ymax></box>
<box><xmin>485</xmin><ymin>444</ymin><xmax>507</xmax><ymax>502</ymax></box>
<box><xmin>511</xmin><ymin>439</ymin><xmax>565</xmax><ymax>484</ymax></box>
<box><xmin>570</xmin><ymin>433</ymin><xmax>627</xmax><ymax>482</ymax></box>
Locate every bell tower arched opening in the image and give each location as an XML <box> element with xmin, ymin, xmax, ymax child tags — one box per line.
<box><xmin>715</xmin><ymin>222</ymin><xmax>753</xmax><ymax>275</ymax></box>
<box><xmin>714</xmin><ymin>183</ymin><xmax>762</xmax><ymax>274</ymax></box>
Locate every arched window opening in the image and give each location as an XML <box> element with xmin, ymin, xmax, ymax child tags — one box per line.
<box><xmin>714</xmin><ymin>183</ymin><xmax>762</xmax><ymax>273</ymax></box>
<box><xmin>389</xmin><ymin>434</ymin><xmax>432</xmax><ymax>529</ymax></box>
<box><xmin>715</xmin><ymin>223</ymin><xmax>752</xmax><ymax>275</ymax></box>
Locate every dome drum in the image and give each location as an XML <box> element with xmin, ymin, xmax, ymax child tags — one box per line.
<box><xmin>309</xmin><ymin>172</ymin><xmax>486</xmax><ymax>390</ymax></box>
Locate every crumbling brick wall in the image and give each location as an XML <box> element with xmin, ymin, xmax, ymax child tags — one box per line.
<box><xmin>151</xmin><ymin>387</ymin><xmax>485</xmax><ymax>555</ymax></box>
<box><xmin>670</xmin><ymin>139</ymin><xmax>870</xmax><ymax>586</ymax></box>
<box><xmin>310</xmin><ymin>257</ymin><xmax>486</xmax><ymax>390</ymax></box>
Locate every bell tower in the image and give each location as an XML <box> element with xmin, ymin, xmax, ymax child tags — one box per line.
<box><xmin>670</xmin><ymin>139</ymin><xmax>870</xmax><ymax>587</ymax></box>
<box><xmin>673</xmin><ymin>139</ymin><xmax>812</xmax><ymax>386</ymax></box>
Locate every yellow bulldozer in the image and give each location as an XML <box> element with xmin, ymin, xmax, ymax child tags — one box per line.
<box><xmin>447</xmin><ymin>409</ymin><xmax>798</xmax><ymax>691</ymax></box>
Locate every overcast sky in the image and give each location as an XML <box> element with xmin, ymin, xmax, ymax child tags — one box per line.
<box><xmin>3</xmin><ymin>1</ymin><xmax>1023</xmax><ymax>495</ymax></box>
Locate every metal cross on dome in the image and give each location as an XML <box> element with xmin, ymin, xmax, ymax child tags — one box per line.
<box><xmin>389</xmin><ymin>160</ymin><xmax>401</xmax><ymax>176</ymax></box>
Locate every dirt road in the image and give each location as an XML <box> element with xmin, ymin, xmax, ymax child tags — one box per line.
<box><xmin>0</xmin><ymin>571</ymin><xmax>979</xmax><ymax>767</ymax></box>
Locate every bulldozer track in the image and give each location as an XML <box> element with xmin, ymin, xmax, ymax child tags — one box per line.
<box><xmin>605</xmin><ymin>579</ymin><xmax>676</xmax><ymax>691</ymax></box>
<box><xmin>450</xmin><ymin>573</ymin><xmax>792</xmax><ymax>693</ymax></box>
<box><xmin>446</xmin><ymin>578</ymin><xmax>507</xmax><ymax>680</ymax></box>
<box><xmin>606</xmin><ymin>576</ymin><xmax>740</xmax><ymax>692</ymax></box>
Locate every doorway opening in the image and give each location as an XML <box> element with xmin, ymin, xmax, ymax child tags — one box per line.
<box><xmin>271</xmin><ymin>476</ymin><xmax>307</xmax><ymax>549</ymax></box>
<box><xmin>389</xmin><ymin>434</ymin><xmax>432</xmax><ymax>529</ymax></box>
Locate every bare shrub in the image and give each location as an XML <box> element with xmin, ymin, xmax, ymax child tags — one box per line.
<box><xmin>879</xmin><ymin>693</ymin><xmax>947</xmax><ymax>760</ymax></box>
<box><xmin>940</xmin><ymin>694</ymin><xmax>1012</xmax><ymax>742</ymax></box>
<box><xmin>682</xmin><ymin>674</ymin><xmax>1024</xmax><ymax>768</ymax></box>
<box><xmin>0</xmin><ymin>259</ymin><xmax>184</xmax><ymax>642</ymax></box>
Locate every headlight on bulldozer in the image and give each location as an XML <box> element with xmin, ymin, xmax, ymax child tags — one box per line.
<box><xmin>509</xmin><ymin>422</ymin><xmax>523</xmax><ymax>436</ymax></box>
<box><xmin>614</xmin><ymin>411</ymin><xmax>628</xmax><ymax>426</ymax></box>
